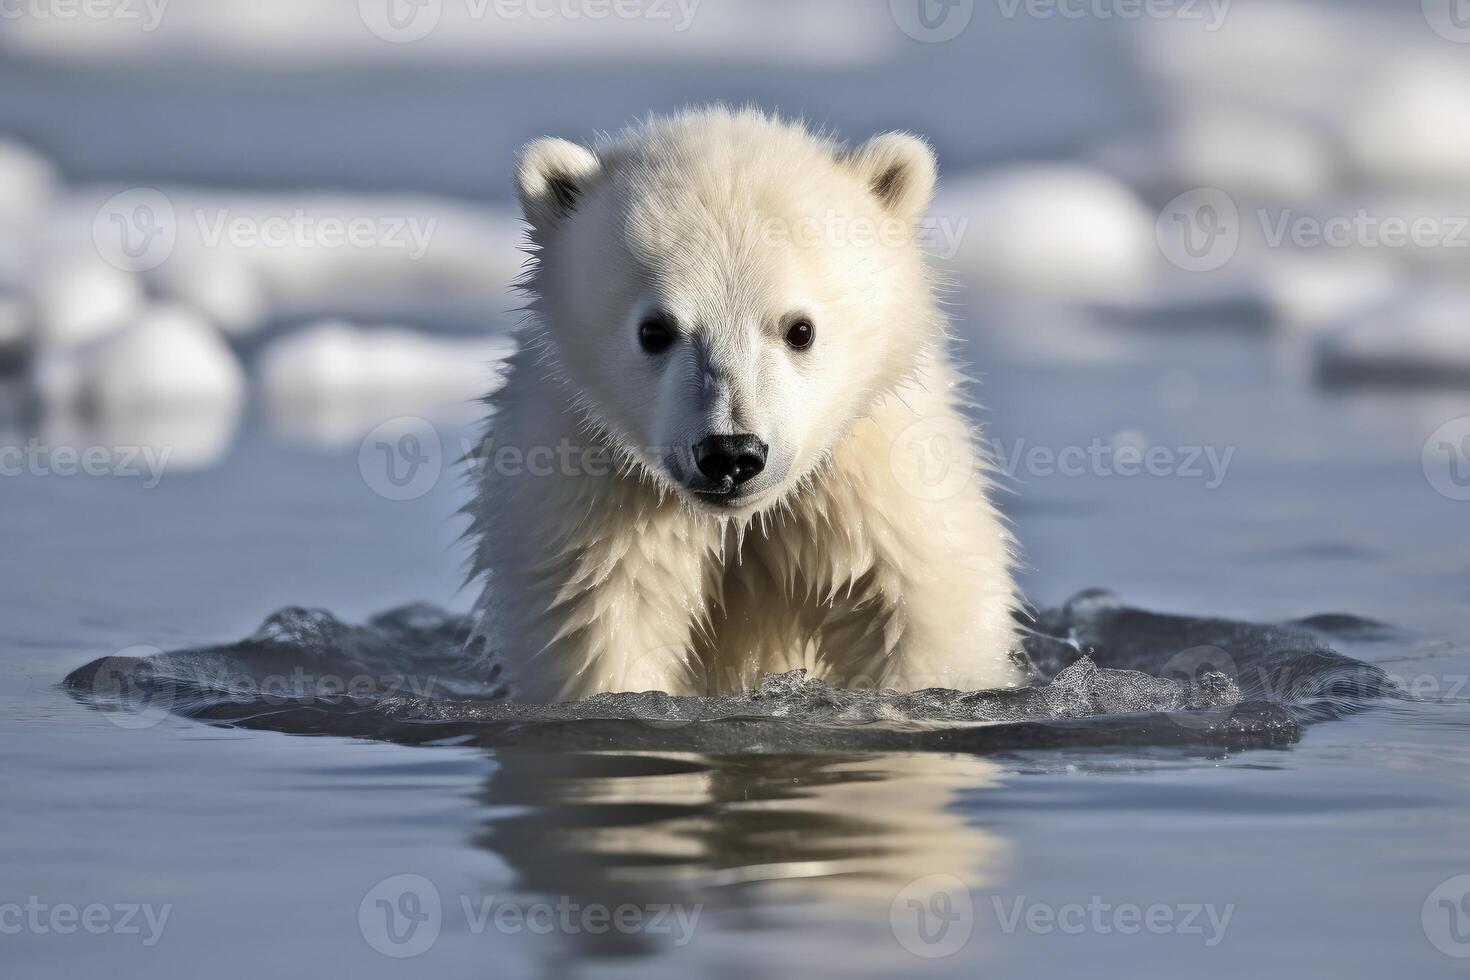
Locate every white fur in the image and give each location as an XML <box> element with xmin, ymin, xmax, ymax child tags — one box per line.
<box><xmin>469</xmin><ymin>108</ymin><xmax>1021</xmax><ymax>700</ymax></box>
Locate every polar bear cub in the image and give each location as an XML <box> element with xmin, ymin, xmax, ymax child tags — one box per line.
<box><xmin>468</xmin><ymin>107</ymin><xmax>1021</xmax><ymax>701</ymax></box>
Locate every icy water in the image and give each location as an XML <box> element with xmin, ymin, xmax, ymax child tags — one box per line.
<box><xmin>5</xmin><ymin>325</ymin><xmax>1470</xmax><ymax>979</ymax></box>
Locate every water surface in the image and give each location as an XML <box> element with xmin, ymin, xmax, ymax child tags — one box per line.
<box><xmin>4</xmin><ymin>325</ymin><xmax>1469</xmax><ymax>978</ymax></box>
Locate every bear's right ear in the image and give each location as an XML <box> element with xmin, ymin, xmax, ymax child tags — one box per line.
<box><xmin>515</xmin><ymin>137</ymin><xmax>602</xmax><ymax>230</ymax></box>
<box><xmin>844</xmin><ymin>132</ymin><xmax>937</xmax><ymax>223</ymax></box>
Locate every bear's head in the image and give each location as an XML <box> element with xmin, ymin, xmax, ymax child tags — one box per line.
<box><xmin>515</xmin><ymin>108</ymin><xmax>943</xmax><ymax>517</ymax></box>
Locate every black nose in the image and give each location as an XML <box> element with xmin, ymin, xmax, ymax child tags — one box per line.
<box><xmin>695</xmin><ymin>434</ymin><xmax>768</xmax><ymax>488</ymax></box>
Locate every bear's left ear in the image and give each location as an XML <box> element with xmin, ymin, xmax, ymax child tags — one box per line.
<box><xmin>515</xmin><ymin>137</ymin><xmax>603</xmax><ymax>231</ymax></box>
<box><xmin>844</xmin><ymin>132</ymin><xmax>937</xmax><ymax>223</ymax></box>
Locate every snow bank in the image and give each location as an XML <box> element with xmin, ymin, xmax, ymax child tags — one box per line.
<box><xmin>259</xmin><ymin>321</ymin><xmax>514</xmax><ymax>446</ymax></box>
<box><xmin>939</xmin><ymin>166</ymin><xmax>1157</xmax><ymax>302</ymax></box>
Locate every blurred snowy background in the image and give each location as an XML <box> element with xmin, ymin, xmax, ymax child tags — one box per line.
<box><xmin>0</xmin><ymin>0</ymin><xmax>1466</xmax><ymax>471</ymax></box>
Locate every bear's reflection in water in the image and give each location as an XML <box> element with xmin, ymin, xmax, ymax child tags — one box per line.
<box><xmin>472</xmin><ymin>750</ymin><xmax>1010</xmax><ymax>961</ymax></box>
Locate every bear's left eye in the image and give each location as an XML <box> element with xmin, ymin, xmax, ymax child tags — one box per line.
<box><xmin>784</xmin><ymin>319</ymin><xmax>815</xmax><ymax>351</ymax></box>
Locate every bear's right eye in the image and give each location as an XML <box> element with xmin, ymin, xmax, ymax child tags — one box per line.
<box><xmin>638</xmin><ymin>317</ymin><xmax>675</xmax><ymax>355</ymax></box>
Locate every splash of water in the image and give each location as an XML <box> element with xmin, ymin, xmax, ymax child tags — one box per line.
<box><xmin>65</xmin><ymin>591</ymin><xmax>1393</xmax><ymax>754</ymax></box>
